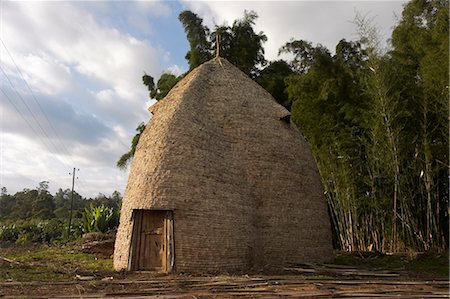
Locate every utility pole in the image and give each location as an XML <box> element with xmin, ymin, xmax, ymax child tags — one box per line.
<box><xmin>67</xmin><ymin>168</ymin><xmax>78</xmax><ymax>241</ymax></box>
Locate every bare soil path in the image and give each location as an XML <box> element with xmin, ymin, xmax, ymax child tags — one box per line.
<box><xmin>1</xmin><ymin>274</ymin><xmax>448</xmax><ymax>298</ymax></box>
<box><xmin>1</xmin><ymin>245</ymin><xmax>448</xmax><ymax>298</ymax></box>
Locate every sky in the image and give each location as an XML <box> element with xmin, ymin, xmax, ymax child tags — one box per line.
<box><xmin>0</xmin><ymin>0</ymin><xmax>406</xmax><ymax>198</ymax></box>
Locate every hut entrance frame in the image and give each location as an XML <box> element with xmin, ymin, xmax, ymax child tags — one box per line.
<box><xmin>128</xmin><ymin>210</ymin><xmax>174</xmax><ymax>272</ymax></box>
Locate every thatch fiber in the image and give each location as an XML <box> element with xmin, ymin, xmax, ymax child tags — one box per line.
<box><xmin>114</xmin><ymin>58</ymin><xmax>332</xmax><ymax>273</ymax></box>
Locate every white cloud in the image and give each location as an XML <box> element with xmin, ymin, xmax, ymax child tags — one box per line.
<box><xmin>2</xmin><ymin>1</ymin><xmax>163</xmax><ymax>100</ymax></box>
<box><xmin>0</xmin><ymin>133</ymin><xmax>74</xmax><ymax>193</ymax></box>
<box><xmin>183</xmin><ymin>1</ymin><xmax>406</xmax><ymax>60</ymax></box>
<box><xmin>0</xmin><ymin>131</ymin><xmax>129</xmax><ymax>196</ymax></box>
<box><xmin>0</xmin><ymin>131</ymin><xmax>129</xmax><ymax>200</ymax></box>
<box><xmin>166</xmin><ymin>64</ymin><xmax>186</xmax><ymax>76</ymax></box>
<box><xmin>95</xmin><ymin>89</ymin><xmax>115</xmax><ymax>104</ymax></box>
<box><xmin>0</xmin><ymin>1</ymin><xmax>171</xmax><ymax>196</ymax></box>
<box><xmin>19</xmin><ymin>53</ymin><xmax>72</xmax><ymax>95</ymax></box>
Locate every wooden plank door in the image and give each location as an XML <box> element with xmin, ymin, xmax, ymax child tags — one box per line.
<box><xmin>165</xmin><ymin>211</ymin><xmax>174</xmax><ymax>272</ymax></box>
<box><xmin>140</xmin><ymin>210</ymin><xmax>164</xmax><ymax>270</ymax></box>
<box><xmin>130</xmin><ymin>210</ymin><xmax>173</xmax><ymax>272</ymax></box>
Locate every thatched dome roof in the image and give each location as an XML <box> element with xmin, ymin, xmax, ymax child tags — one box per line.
<box><xmin>114</xmin><ymin>58</ymin><xmax>332</xmax><ymax>273</ymax></box>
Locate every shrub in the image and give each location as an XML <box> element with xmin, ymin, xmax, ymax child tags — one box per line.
<box><xmin>81</xmin><ymin>203</ymin><xmax>119</xmax><ymax>234</ymax></box>
<box><xmin>0</xmin><ymin>223</ymin><xmax>20</xmax><ymax>242</ymax></box>
<box><xmin>0</xmin><ymin>219</ymin><xmax>66</xmax><ymax>244</ymax></box>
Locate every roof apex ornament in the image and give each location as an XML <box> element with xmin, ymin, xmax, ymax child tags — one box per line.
<box><xmin>215</xmin><ymin>33</ymin><xmax>223</xmax><ymax>67</ymax></box>
<box><xmin>215</xmin><ymin>32</ymin><xmax>220</xmax><ymax>58</ymax></box>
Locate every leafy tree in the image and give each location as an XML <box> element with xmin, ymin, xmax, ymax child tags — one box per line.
<box><xmin>117</xmin><ymin>122</ymin><xmax>146</xmax><ymax>170</ymax></box>
<box><xmin>32</xmin><ymin>181</ymin><xmax>55</xmax><ymax>219</ymax></box>
<box><xmin>280</xmin><ymin>40</ymin><xmax>319</xmax><ymax>74</ymax></box>
<box><xmin>284</xmin><ymin>39</ymin><xmax>373</xmax><ymax>251</ymax></box>
<box><xmin>53</xmin><ymin>188</ymin><xmax>85</xmax><ymax>219</ymax></box>
<box><xmin>283</xmin><ymin>2</ymin><xmax>448</xmax><ymax>253</ymax></box>
<box><xmin>212</xmin><ymin>11</ymin><xmax>267</xmax><ymax>77</ymax></box>
<box><xmin>389</xmin><ymin>0</ymin><xmax>449</xmax><ymax>250</ymax></box>
<box><xmin>256</xmin><ymin>60</ymin><xmax>294</xmax><ymax>109</ymax></box>
<box><xmin>178</xmin><ymin>10</ymin><xmax>213</xmax><ymax>70</ymax></box>
<box><xmin>0</xmin><ymin>187</ymin><xmax>13</xmax><ymax>219</ymax></box>
<box><xmin>8</xmin><ymin>189</ymin><xmax>37</xmax><ymax>219</ymax></box>
<box><xmin>142</xmin><ymin>73</ymin><xmax>155</xmax><ymax>97</ymax></box>
<box><xmin>179</xmin><ymin>10</ymin><xmax>267</xmax><ymax>76</ymax></box>
<box><xmin>109</xmin><ymin>191</ymin><xmax>122</xmax><ymax>209</ymax></box>
<box><xmin>53</xmin><ymin>188</ymin><xmax>69</xmax><ymax>218</ymax></box>
<box><xmin>143</xmin><ymin>73</ymin><xmax>181</xmax><ymax>101</ymax></box>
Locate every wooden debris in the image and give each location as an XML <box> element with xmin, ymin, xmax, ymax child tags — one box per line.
<box><xmin>1</xmin><ymin>271</ymin><xmax>448</xmax><ymax>298</ymax></box>
<box><xmin>0</xmin><ymin>256</ymin><xmax>21</xmax><ymax>267</ymax></box>
<box><xmin>75</xmin><ymin>274</ymin><xmax>96</xmax><ymax>281</ymax></box>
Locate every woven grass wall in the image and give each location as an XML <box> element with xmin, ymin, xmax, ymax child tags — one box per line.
<box><xmin>114</xmin><ymin>58</ymin><xmax>332</xmax><ymax>273</ymax></box>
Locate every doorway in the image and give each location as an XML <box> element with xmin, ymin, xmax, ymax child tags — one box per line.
<box><xmin>129</xmin><ymin>210</ymin><xmax>174</xmax><ymax>272</ymax></box>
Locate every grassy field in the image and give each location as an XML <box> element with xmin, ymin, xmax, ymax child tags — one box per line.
<box><xmin>0</xmin><ymin>244</ymin><xmax>448</xmax><ymax>283</ymax></box>
<box><xmin>333</xmin><ymin>251</ymin><xmax>449</xmax><ymax>279</ymax></box>
<box><xmin>0</xmin><ymin>244</ymin><xmax>115</xmax><ymax>282</ymax></box>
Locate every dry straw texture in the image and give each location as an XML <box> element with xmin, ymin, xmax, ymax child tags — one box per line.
<box><xmin>114</xmin><ymin>58</ymin><xmax>332</xmax><ymax>273</ymax></box>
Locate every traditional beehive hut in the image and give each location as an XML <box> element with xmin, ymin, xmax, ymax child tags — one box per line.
<box><xmin>114</xmin><ymin>57</ymin><xmax>332</xmax><ymax>273</ymax></box>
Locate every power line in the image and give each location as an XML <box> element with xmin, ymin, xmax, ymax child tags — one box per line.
<box><xmin>0</xmin><ymin>65</ymin><xmax>65</xmax><ymax>157</ymax></box>
<box><xmin>1</xmin><ymin>67</ymin><xmax>87</xmax><ymax>196</ymax></box>
<box><xmin>0</xmin><ymin>40</ymin><xmax>121</xmax><ymax>198</ymax></box>
<box><xmin>1</xmin><ymin>86</ymin><xmax>91</xmax><ymax>196</ymax></box>
<box><xmin>0</xmin><ymin>87</ymin><xmax>55</xmax><ymax>154</ymax></box>
<box><xmin>0</xmin><ymin>41</ymin><xmax>92</xmax><ymax>196</ymax></box>
<box><xmin>0</xmin><ymin>38</ymin><xmax>75</xmax><ymax>161</ymax></box>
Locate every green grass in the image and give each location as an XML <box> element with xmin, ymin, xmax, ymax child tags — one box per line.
<box><xmin>334</xmin><ymin>253</ymin><xmax>406</xmax><ymax>269</ymax></box>
<box><xmin>0</xmin><ymin>265</ymin><xmax>62</xmax><ymax>282</ymax></box>
<box><xmin>2</xmin><ymin>245</ymin><xmax>448</xmax><ymax>282</ymax></box>
<box><xmin>333</xmin><ymin>251</ymin><xmax>449</xmax><ymax>278</ymax></box>
<box><xmin>405</xmin><ymin>254</ymin><xmax>449</xmax><ymax>277</ymax></box>
<box><xmin>0</xmin><ymin>245</ymin><xmax>114</xmax><ymax>282</ymax></box>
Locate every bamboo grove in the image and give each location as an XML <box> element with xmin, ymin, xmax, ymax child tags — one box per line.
<box><xmin>121</xmin><ymin>0</ymin><xmax>449</xmax><ymax>253</ymax></box>
<box><xmin>285</xmin><ymin>0</ymin><xmax>448</xmax><ymax>252</ymax></box>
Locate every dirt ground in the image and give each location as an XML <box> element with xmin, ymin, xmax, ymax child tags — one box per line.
<box><xmin>1</xmin><ymin>273</ymin><xmax>448</xmax><ymax>298</ymax></box>
<box><xmin>1</xmin><ymin>242</ymin><xmax>448</xmax><ymax>298</ymax></box>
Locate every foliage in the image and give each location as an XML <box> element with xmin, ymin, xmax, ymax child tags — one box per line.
<box><xmin>256</xmin><ymin>60</ymin><xmax>294</xmax><ymax>109</ymax></box>
<box><xmin>0</xmin><ymin>223</ymin><xmax>19</xmax><ymax>242</ymax></box>
<box><xmin>211</xmin><ymin>10</ymin><xmax>268</xmax><ymax>77</ymax></box>
<box><xmin>280</xmin><ymin>40</ymin><xmax>325</xmax><ymax>74</ymax></box>
<box><xmin>0</xmin><ymin>219</ymin><xmax>66</xmax><ymax>244</ymax></box>
<box><xmin>32</xmin><ymin>181</ymin><xmax>55</xmax><ymax>219</ymax></box>
<box><xmin>178</xmin><ymin>10</ymin><xmax>213</xmax><ymax>70</ymax></box>
<box><xmin>81</xmin><ymin>203</ymin><xmax>119</xmax><ymax>234</ymax></box>
<box><xmin>389</xmin><ymin>0</ymin><xmax>449</xmax><ymax>251</ymax></box>
<box><xmin>117</xmin><ymin>122</ymin><xmax>146</xmax><ymax>170</ymax></box>
<box><xmin>284</xmin><ymin>0</ymin><xmax>448</xmax><ymax>253</ymax></box>
<box><xmin>0</xmin><ymin>185</ymin><xmax>122</xmax><ymax>243</ymax></box>
<box><xmin>178</xmin><ymin>10</ymin><xmax>267</xmax><ymax>77</ymax></box>
<box><xmin>143</xmin><ymin>73</ymin><xmax>181</xmax><ymax>101</ymax></box>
